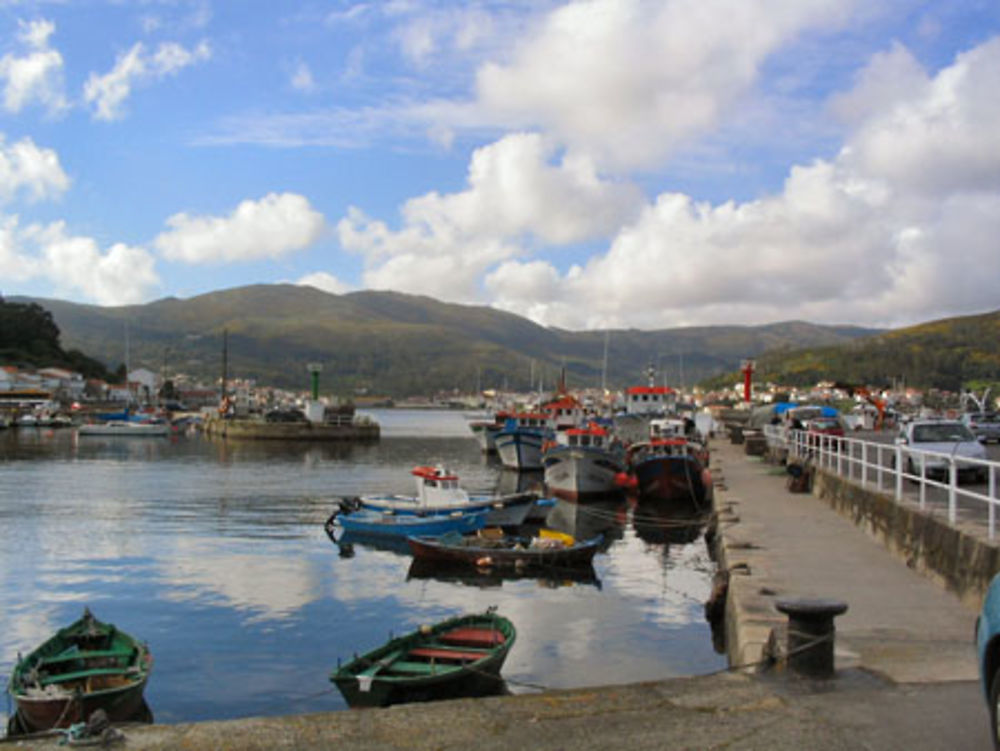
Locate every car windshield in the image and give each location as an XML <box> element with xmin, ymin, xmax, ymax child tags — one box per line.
<box><xmin>912</xmin><ymin>423</ymin><xmax>976</xmax><ymax>442</ymax></box>
<box><xmin>810</xmin><ymin>419</ymin><xmax>839</xmax><ymax>429</ymax></box>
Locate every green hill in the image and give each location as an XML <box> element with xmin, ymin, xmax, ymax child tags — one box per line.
<box><xmin>0</xmin><ymin>297</ymin><xmax>114</xmax><ymax>381</ymax></box>
<box><xmin>12</xmin><ymin>284</ymin><xmax>880</xmax><ymax>398</ymax></box>
<box><xmin>710</xmin><ymin>309</ymin><xmax>1000</xmax><ymax>393</ymax></box>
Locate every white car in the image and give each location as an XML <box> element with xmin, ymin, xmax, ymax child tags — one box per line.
<box><xmin>895</xmin><ymin>419</ymin><xmax>987</xmax><ymax>483</ymax></box>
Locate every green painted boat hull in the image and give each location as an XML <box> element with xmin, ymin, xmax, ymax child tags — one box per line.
<box><xmin>331</xmin><ymin>612</ymin><xmax>515</xmax><ymax>708</ymax></box>
<box><xmin>7</xmin><ymin>609</ymin><xmax>153</xmax><ymax>734</ymax></box>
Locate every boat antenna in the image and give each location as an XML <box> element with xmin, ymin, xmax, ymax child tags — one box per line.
<box><xmin>601</xmin><ymin>330</ymin><xmax>609</xmax><ymax>393</ymax></box>
<box><xmin>221</xmin><ymin>328</ymin><xmax>228</xmax><ymax>408</ymax></box>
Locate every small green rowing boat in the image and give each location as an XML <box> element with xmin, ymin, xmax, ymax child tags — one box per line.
<box><xmin>331</xmin><ymin>610</ymin><xmax>516</xmax><ymax>708</ymax></box>
<box><xmin>7</xmin><ymin>608</ymin><xmax>153</xmax><ymax>734</ymax></box>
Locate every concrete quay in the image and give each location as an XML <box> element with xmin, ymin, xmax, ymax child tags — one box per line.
<box><xmin>9</xmin><ymin>439</ymin><xmax>993</xmax><ymax>750</ymax></box>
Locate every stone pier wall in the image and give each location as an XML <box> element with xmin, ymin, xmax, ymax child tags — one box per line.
<box><xmin>812</xmin><ymin>470</ymin><xmax>1000</xmax><ymax>609</ymax></box>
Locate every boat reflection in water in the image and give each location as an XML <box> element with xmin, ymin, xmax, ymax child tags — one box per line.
<box><xmin>631</xmin><ymin>497</ymin><xmax>710</xmax><ymax>547</ymax></box>
<box><xmin>326</xmin><ymin>528</ymin><xmax>413</xmax><ymax>557</ymax></box>
<box><xmin>541</xmin><ymin>494</ymin><xmax>627</xmax><ymax>549</ymax></box>
<box><xmin>407</xmin><ymin>558</ymin><xmax>600</xmax><ymax>590</ymax></box>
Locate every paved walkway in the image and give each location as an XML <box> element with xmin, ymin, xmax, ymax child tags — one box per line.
<box><xmin>712</xmin><ymin>438</ymin><xmax>979</xmax><ymax>683</ymax></box>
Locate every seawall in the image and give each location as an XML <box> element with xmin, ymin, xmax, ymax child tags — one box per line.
<box><xmin>812</xmin><ymin>468</ymin><xmax>1000</xmax><ymax>610</ymax></box>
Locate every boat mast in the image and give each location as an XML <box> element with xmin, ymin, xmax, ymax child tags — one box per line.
<box><xmin>221</xmin><ymin>329</ymin><xmax>228</xmax><ymax>408</ymax></box>
<box><xmin>601</xmin><ymin>330</ymin><xmax>609</xmax><ymax>393</ymax></box>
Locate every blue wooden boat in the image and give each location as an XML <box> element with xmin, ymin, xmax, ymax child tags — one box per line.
<box><xmin>331</xmin><ymin>503</ymin><xmax>488</xmax><ymax>538</ymax></box>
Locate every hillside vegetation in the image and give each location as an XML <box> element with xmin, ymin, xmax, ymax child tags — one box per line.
<box><xmin>0</xmin><ymin>298</ymin><xmax>115</xmax><ymax>381</ymax></box>
<box><xmin>14</xmin><ymin>285</ymin><xmax>881</xmax><ymax>397</ymax></box>
<box><xmin>707</xmin><ymin>309</ymin><xmax>1000</xmax><ymax>393</ymax></box>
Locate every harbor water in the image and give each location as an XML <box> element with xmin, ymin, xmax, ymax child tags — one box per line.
<box><xmin>0</xmin><ymin>409</ymin><xmax>723</xmax><ymax>725</ymax></box>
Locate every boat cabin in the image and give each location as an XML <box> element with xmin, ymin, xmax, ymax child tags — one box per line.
<box><xmin>623</xmin><ymin>385</ymin><xmax>677</xmax><ymax>416</ymax></box>
<box><xmin>557</xmin><ymin>424</ymin><xmax>611</xmax><ymax>449</ymax></box>
<box><xmin>411</xmin><ymin>465</ymin><xmax>470</xmax><ymax>506</ymax></box>
<box><xmin>649</xmin><ymin>417</ymin><xmax>686</xmax><ymax>439</ymax></box>
<box><xmin>541</xmin><ymin>395</ymin><xmax>585</xmax><ymax>430</ymax></box>
<box><xmin>501</xmin><ymin>412</ymin><xmax>553</xmax><ymax>431</ymax></box>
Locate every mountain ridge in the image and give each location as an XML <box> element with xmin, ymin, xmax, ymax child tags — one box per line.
<box><xmin>12</xmin><ymin>284</ymin><xmax>884</xmax><ymax>397</ymax></box>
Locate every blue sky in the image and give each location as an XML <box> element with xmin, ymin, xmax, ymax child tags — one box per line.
<box><xmin>1</xmin><ymin>0</ymin><xmax>999</xmax><ymax>330</ymax></box>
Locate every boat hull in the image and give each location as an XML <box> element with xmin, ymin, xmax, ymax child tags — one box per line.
<box><xmin>335</xmin><ymin>508</ymin><xmax>488</xmax><ymax>537</ymax></box>
<box><xmin>408</xmin><ymin>534</ymin><xmax>602</xmax><ymax>569</ymax></box>
<box><xmin>359</xmin><ymin>492</ymin><xmax>537</xmax><ymax>527</ymax></box>
<box><xmin>469</xmin><ymin>422</ymin><xmax>500</xmax><ymax>453</ymax></box>
<box><xmin>632</xmin><ymin>455</ymin><xmax>711</xmax><ymax>507</ymax></box>
<box><xmin>331</xmin><ymin>613</ymin><xmax>515</xmax><ymax>708</ymax></box>
<box><xmin>495</xmin><ymin>429</ymin><xmax>545</xmax><ymax>471</ymax></box>
<box><xmin>7</xmin><ymin>610</ymin><xmax>153</xmax><ymax>734</ymax></box>
<box><xmin>77</xmin><ymin>421</ymin><xmax>169</xmax><ymax>436</ymax></box>
<box><xmin>542</xmin><ymin>447</ymin><xmax>624</xmax><ymax>501</ymax></box>
<box><xmin>13</xmin><ymin>677</ymin><xmax>150</xmax><ymax>733</ymax></box>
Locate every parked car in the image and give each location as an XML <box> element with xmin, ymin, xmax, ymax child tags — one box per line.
<box><xmin>961</xmin><ymin>412</ymin><xmax>1000</xmax><ymax>444</ymax></box>
<box><xmin>894</xmin><ymin>419</ymin><xmax>987</xmax><ymax>483</ymax></box>
<box><xmin>805</xmin><ymin>417</ymin><xmax>845</xmax><ymax>437</ymax></box>
<box><xmin>976</xmin><ymin>573</ymin><xmax>1000</xmax><ymax>748</ymax></box>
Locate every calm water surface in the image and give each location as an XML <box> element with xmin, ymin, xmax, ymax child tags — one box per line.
<box><xmin>0</xmin><ymin>409</ymin><xmax>722</xmax><ymax>725</ymax></box>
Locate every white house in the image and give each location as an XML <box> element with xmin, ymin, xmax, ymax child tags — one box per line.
<box><xmin>129</xmin><ymin>368</ymin><xmax>160</xmax><ymax>402</ymax></box>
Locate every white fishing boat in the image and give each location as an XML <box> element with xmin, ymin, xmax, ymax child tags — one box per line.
<box><xmin>495</xmin><ymin>412</ymin><xmax>552</xmax><ymax>471</ymax></box>
<box><xmin>542</xmin><ymin>423</ymin><xmax>625</xmax><ymax>501</ymax></box>
<box><xmin>468</xmin><ymin>411</ymin><xmax>512</xmax><ymax>453</ymax></box>
<box><xmin>77</xmin><ymin>419</ymin><xmax>169</xmax><ymax>437</ymax></box>
<box><xmin>358</xmin><ymin>465</ymin><xmax>539</xmax><ymax>527</ymax></box>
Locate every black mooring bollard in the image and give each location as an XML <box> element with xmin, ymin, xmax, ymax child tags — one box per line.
<box><xmin>775</xmin><ymin>598</ymin><xmax>848</xmax><ymax>679</ymax></box>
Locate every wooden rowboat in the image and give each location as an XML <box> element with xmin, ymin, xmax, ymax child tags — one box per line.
<box><xmin>7</xmin><ymin>608</ymin><xmax>153</xmax><ymax>734</ymax></box>
<box><xmin>330</xmin><ymin>610</ymin><xmax>515</xmax><ymax>708</ymax></box>
<box><xmin>408</xmin><ymin>529</ymin><xmax>604</xmax><ymax>570</ymax></box>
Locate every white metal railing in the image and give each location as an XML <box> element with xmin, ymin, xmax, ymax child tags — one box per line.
<box><xmin>762</xmin><ymin>424</ymin><xmax>1000</xmax><ymax>539</ymax></box>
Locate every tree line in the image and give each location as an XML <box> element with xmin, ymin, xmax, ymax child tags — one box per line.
<box><xmin>0</xmin><ymin>298</ymin><xmax>117</xmax><ymax>381</ymax></box>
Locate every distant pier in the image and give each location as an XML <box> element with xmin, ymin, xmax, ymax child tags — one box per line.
<box><xmin>201</xmin><ymin>414</ymin><xmax>380</xmax><ymax>441</ymax></box>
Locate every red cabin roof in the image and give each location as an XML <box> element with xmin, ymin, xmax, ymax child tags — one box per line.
<box><xmin>625</xmin><ymin>386</ymin><xmax>675</xmax><ymax>395</ymax></box>
<box><xmin>411</xmin><ymin>465</ymin><xmax>458</xmax><ymax>482</ymax></box>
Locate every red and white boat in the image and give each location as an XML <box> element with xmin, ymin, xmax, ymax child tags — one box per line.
<box><xmin>357</xmin><ymin>465</ymin><xmax>539</xmax><ymax>527</ymax></box>
<box><xmin>625</xmin><ymin>436</ymin><xmax>712</xmax><ymax>510</ymax></box>
<box><xmin>542</xmin><ymin>423</ymin><xmax>625</xmax><ymax>501</ymax></box>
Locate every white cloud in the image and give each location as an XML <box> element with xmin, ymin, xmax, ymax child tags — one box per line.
<box><xmin>155</xmin><ymin>192</ymin><xmax>326</xmax><ymax>264</ymax></box>
<box><xmin>841</xmin><ymin>37</ymin><xmax>1000</xmax><ymax>197</ymax></box>
<box><xmin>84</xmin><ymin>39</ymin><xmax>211</xmax><ymax>121</ymax></box>
<box><xmin>4</xmin><ymin>218</ymin><xmax>159</xmax><ymax>305</ymax></box>
<box><xmin>297</xmin><ymin>271</ymin><xmax>351</xmax><ymax>295</ymax></box>
<box><xmin>0</xmin><ymin>18</ymin><xmax>68</xmax><ymax>115</ymax></box>
<box><xmin>471</xmin><ymin>0</ymin><xmax>852</xmax><ymax>170</ymax></box>
<box><xmin>0</xmin><ymin>135</ymin><xmax>70</xmax><ymax>203</ymax></box>
<box><xmin>337</xmin><ymin>132</ymin><xmax>642</xmax><ymax>301</ymax></box>
<box><xmin>483</xmin><ymin>36</ymin><xmax>1000</xmax><ymax>329</ymax></box>
<box><xmin>290</xmin><ymin>61</ymin><xmax>315</xmax><ymax>93</ymax></box>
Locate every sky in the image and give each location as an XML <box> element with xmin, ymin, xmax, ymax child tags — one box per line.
<box><xmin>1</xmin><ymin>0</ymin><xmax>999</xmax><ymax>331</ymax></box>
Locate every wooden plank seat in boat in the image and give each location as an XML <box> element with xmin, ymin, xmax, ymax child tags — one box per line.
<box><xmin>385</xmin><ymin>660</ymin><xmax>462</xmax><ymax>675</ymax></box>
<box><xmin>37</xmin><ymin>648</ymin><xmax>134</xmax><ymax>667</ymax></box>
<box><xmin>408</xmin><ymin>646</ymin><xmax>489</xmax><ymax>662</ymax></box>
<box><xmin>355</xmin><ymin>648</ymin><xmax>406</xmax><ymax>678</ymax></box>
<box><xmin>438</xmin><ymin>627</ymin><xmax>505</xmax><ymax>647</ymax></box>
<box><xmin>39</xmin><ymin>666</ymin><xmax>134</xmax><ymax>686</ymax></box>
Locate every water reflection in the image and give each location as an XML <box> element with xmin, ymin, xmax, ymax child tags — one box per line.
<box><xmin>407</xmin><ymin>558</ymin><xmax>601</xmax><ymax>589</ymax></box>
<box><xmin>542</xmin><ymin>495</ymin><xmax>628</xmax><ymax>547</ymax></box>
<box><xmin>1</xmin><ymin>410</ymin><xmax>722</xmax><ymax>725</ymax></box>
<box><xmin>631</xmin><ymin>498</ymin><xmax>709</xmax><ymax>546</ymax></box>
